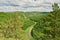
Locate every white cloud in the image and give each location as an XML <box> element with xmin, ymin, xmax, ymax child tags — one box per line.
<box><xmin>0</xmin><ymin>0</ymin><xmax>60</xmax><ymax>12</ymax></box>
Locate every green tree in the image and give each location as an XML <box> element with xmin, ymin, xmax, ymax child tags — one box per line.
<box><xmin>52</xmin><ymin>3</ymin><xmax>59</xmax><ymax>11</ymax></box>
<box><xmin>31</xmin><ymin>3</ymin><xmax>60</xmax><ymax>40</ymax></box>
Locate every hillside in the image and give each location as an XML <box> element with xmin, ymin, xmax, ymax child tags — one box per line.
<box><xmin>0</xmin><ymin>12</ymin><xmax>47</xmax><ymax>40</ymax></box>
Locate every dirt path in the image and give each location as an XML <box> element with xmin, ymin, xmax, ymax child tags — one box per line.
<box><xmin>27</xmin><ymin>22</ymin><xmax>36</xmax><ymax>40</ymax></box>
<box><xmin>21</xmin><ymin>14</ymin><xmax>36</xmax><ymax>40</ymax></box>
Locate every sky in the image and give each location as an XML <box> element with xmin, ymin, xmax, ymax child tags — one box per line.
<box><xmin>0</xmin><ymin>0</ymin><xmax>60</xmax><ymax>12</ymax></box>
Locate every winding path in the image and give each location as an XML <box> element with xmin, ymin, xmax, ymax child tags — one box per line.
<box><xmin>21</xmin><ymin>14</ymin><xmax>36</xmax><ymax>40</ymax></box>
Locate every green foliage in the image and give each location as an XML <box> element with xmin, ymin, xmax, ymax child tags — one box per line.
<box><xmin>52</xmin><ymin>3</ymin><xmax>59</xmax><ymax>11</ymax></box>
<box><xmin>31</xmin><ymin>3</ymin><xmax>60</xmax><ymax>40</ymax></box>
<box><xmin>0</xmin><ymin>3</ymin><xmax>60</xmax><ymax>40</ymax></box>
<box><xmin>0</xmin><ymin>12</ymin><xmax>25</xmax><ymax>39</ymax></box>
<box><xmin>0</xmin><ymin>12</ymin><xmax>41</xmax><ymax>40</ymax></box>
<box><xmin>22</xmin><ymin>19</ymin><xmax>34</xmax><ymax>30</ymax></box>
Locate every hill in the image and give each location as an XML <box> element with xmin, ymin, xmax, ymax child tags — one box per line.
<box><xmin>0</xmin><ymin>12</ymin><xmax>48</xmax><ymax>40</ymax></box>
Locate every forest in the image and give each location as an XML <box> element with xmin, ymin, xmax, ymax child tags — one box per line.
<box><xmin>0</xmin><ymin>3</ymin><xmax>60</xmax><ymax>40</ymax></box>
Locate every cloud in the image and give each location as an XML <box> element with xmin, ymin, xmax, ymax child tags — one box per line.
<box><xmin>0</xmin><ymin>0</ymin><xmax>60</xmax><ymax>12</ymax></box>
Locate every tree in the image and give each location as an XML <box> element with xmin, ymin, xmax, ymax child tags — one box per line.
<box><xmin>31</xmin><ymin>3</ymin><xmax>60</xmax><ymax>40</ymax></box>
<box><xmin>52</xmin><ymin>3</ymin><xmax>59</xmax><ymax>11</ymax></box>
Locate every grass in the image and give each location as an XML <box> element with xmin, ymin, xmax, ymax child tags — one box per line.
<box><xmin>0</xmin><ymin>12</ymin><xmax>45</xmax><ymax>40</ymax></box>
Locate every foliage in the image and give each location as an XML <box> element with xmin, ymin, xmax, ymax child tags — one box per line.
<box><xmin>0</xmin><ymin>12</ymin><xmax>41</xmax><ymax>40</ymax></box>
<box><xmin>31</xmin><ymin>3</ymin><xmax>60</xmax><ymax>40</ymax></box>
<box><xmin>0</xmin><ymin>12</ymin><xmax>25</xmax><ymax>40</ymax></box>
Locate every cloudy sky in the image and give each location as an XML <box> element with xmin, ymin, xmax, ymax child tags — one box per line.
<box><xmin>0</xmin><ymin>0</ymin><xmax>60</xmax><ymax>12</ymax></box>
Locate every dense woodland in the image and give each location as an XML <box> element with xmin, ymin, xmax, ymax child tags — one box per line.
<box><xmin>0</xmin><ymin>3</ymin><xmax>60</xmax><ymax>40</ymax></box>
<box><xmin>31</xmin><ymin>3</ymin><xmax>60</xmax><ymax>40</ymax></box>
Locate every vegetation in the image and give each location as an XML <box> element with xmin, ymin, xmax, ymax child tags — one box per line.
<box><xmin>0</xmin><ymin>3</ymin><xmax>60</xmax><ymax>40</ymax></box>
<box><xmin>0</xmin><ymin>12</ymin><xmax>44</xmax><ymax>40</ymax></box>
<box><xmin>31</xmin><ymin>3</ymin><xmax>60</xmax><ymax>40</ymax></box>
